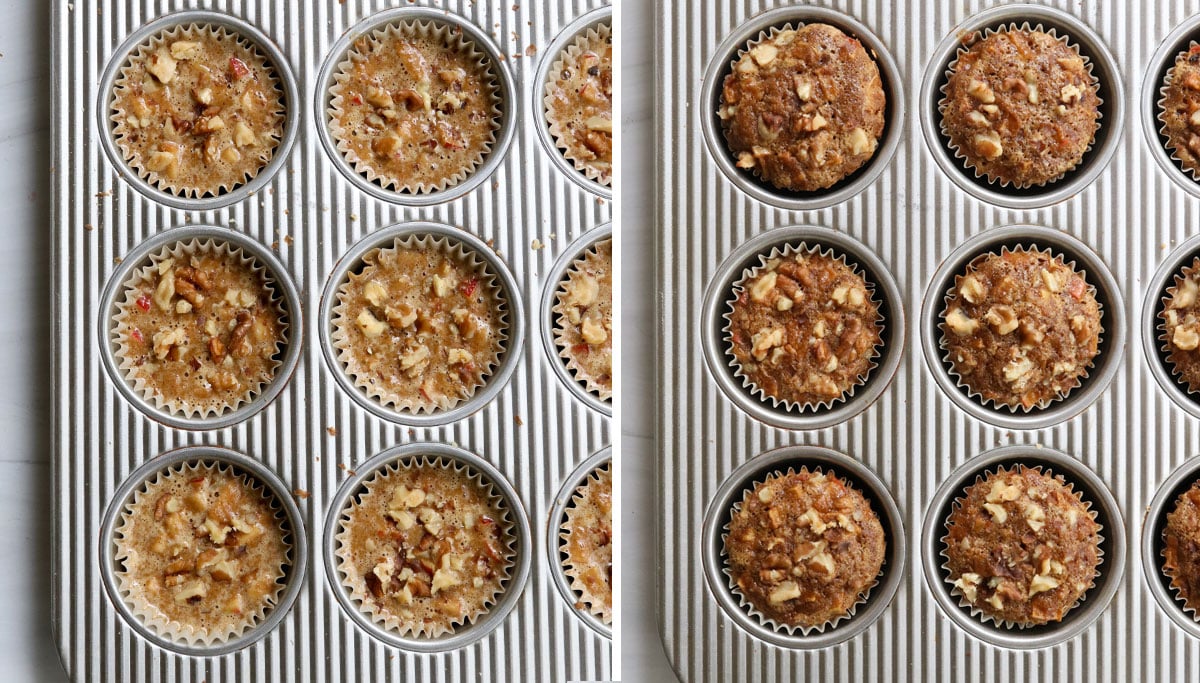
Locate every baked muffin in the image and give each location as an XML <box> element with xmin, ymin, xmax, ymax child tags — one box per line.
<box><xmin>111</xmin><ymin>24</ymin><xmax>286</xmax><ymax>197</ymax></box>
<box><xmin>328</xmin><ymin>20</ymin><xmax>500</xmax><ymax>194</ymax></box>
<box><xmin>718</xmin><ymin>23</ymin><xmax>886</xmax><ymax>192</ymax></box>
<box><xmin>335</xmin><ymin>458</ymin><xmax>513</xmax><ymax>637</ymax></box>
<box><xmin>114</xmin><ymin>462</ymin><xmax>290</xmax><ymax>644</ymax></box>
<box><xmin>553</xmin><ymin>238</ymin><xmax>613</xmax><ymax>400</ymax></box>
<box><xmin>113</xmin><ymin>241</ymin><xmax>287</xmax><ymax>417</ymax></box>
<box><xmin>332</xmin><ymin>236</ymin><xmax>506</xmax><ymax>413</ymax></box>
<box><xmin>1159</xmin><ymin>44</ymin><xmax>1200</xmax><ymax>175</ymax></box>
<box><xmin>1164</xmin><ymin>480</ymin><xmax>1200</xmax><ymax>612</ymax></box>
<box><xmin>941</xmin><ymin>28</ymin><xmax>1100</xmax><ymax>187</ymax></box>
<box><xmin>545</xmin><ymin>22</ymin><xmax>613</xmax><ymax>185</ymax></box>
<box><xmin>562</xmin><ymin>462</ymin><xmax>613</xmax><ymax>624</ymax></box>
<box><xmin>1161</xmin><ymin>260</ymin><xmax>1200</xmax><ymax>393</ymax></box>
<box><xmin>943</xmin><ymin>465</ymin><xmax>1101</xmax><ymax>626</ymax></box>
<box><xmin>940</xmin><ymin>248</ymin><xmax>1101</xmax><ymax>410</ymax></box>
<box><xmin>726</xmin><ymin>248</ymin><xmax>881</xmax><ymax>408</ymax></box>
<box><xmin>725</xmin><ymin>467</ymin><xmax>885</xmax><ymax>629</ymax></box>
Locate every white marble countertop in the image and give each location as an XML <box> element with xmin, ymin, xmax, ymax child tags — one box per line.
<box><xmin>9</xmin><ymin>0</ymin><xmax>673</xmax><ymax>679</ymax></box>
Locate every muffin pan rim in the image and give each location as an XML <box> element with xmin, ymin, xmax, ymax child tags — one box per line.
<box><xmin>95</xmin><ymin>8</ymin><xmax>301</xmax><ymax>211</ymax></box>
<box><xmin>696</xmin><ymin>4</ymin><xmax>906</xmax><ymax>212</ymax></box>
<box><xmin>97</xmin><ymin>445</ymin><xmax>309</xmax><ymax>658</ymax></box>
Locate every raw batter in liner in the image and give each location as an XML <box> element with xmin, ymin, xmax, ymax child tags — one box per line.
<box><xmin>554</xmin><ymin>239</ymin><xmax>613</xmax><ymax>400</ymax></box>
<box><xmin>545</xmin><ymin>24</ymin><xmax>613</xmax><ymax>185</ymax></box>
<box><xmin>562</xmin><ymin>464</ymin><xmax>613</xmax><ymax>623</ymax></box>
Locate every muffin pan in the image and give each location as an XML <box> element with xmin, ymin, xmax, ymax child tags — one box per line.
<box><xmin>53</xmin><ymin>2</ymin><xmax>610</xmax><ymax>682</ymax></box>
<box><xmin>659</xmin><ymin>1</ymin><xmax>1200</xmax><ymax>681</ymax></box>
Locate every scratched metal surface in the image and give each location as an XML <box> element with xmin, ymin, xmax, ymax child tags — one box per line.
<box><xmin>52</xmin><ymin>0</ymin><xmax>612</xmax><ymax>680</ymax></box>
<box><xmin>657</xmin><ymin>1</ymin><xmax>1200</xmax><ymax>680</ymax></box>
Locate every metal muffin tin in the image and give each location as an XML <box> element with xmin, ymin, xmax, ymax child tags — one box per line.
<box><xmin>546</xmin><ymin>445</ymin><xmax>612</xmax><ymax>639</ymax></box>
<box><xmin>539</xmin><ymin>222</ymin><xmax>612</xmax><ymax>416</ymax></box>
<box><xmin>657</xmin><ymin>1</ymin><xmax>1200</xmax><ymax>681</ymax></box>
<box><xmin>53</xmin><ymin>1</ymin><xmax>611</xmax><ymax>681</ymax></box>
<box><xmin>700</xmin><ymin>445</ymin><xmax>906</xmax><ymax>650</ymax></box>
<box><xmin>321</xmin><ymin>442</ymin><xmax>533</xmax><ymax>653</ymax></box>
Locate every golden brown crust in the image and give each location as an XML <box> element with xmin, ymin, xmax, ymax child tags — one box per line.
<box><xmin>941</xmin><ymin>28</ymin><xmax>1099</xmax><ymax>187</ymax></box>
<box><xmin>333</xmin><ymin>240</ymin><xmax>505</xmax><ymax>413</ymax></box>
<box><xmin>943</xmin><ymin>466</ymin><xmax>1100</xmax><ymax>626</ymax></box>
<box><xmin>941</xmin><ymin>249</ymin><xmax>1101</xmax><ymax>410</ymax></box>
<box><xmin>115</xmin><ymin>244</ymin><xmax>286</xmax><ymax>416</ymax></box>
<box><xmin>727</xmin><ymin>250</ymin><xmax>881</xmax><ymax>407</ymax></box>
<box><xmin>719</xmin><ymin>23</ymin><xmax>886</xmax><ymax>192</ymax></box>
<box><xmin>546</xmin><ymin>24</ymin><xmax>613</xmax><ymax>185</ymax></box>
<box><xmin>1159</xmin><ymin>46</ymin><xmax>1200</xmax><ymax>174</ymax></box>
<box><xmin>115</xmin><ymin>463</ymin><xmax>289</xmax><ymax>642</ymax></box>
<box><xmin>725</xmin><ymin>468</ymin><xmax>885</xmax><ymax>628</ymax></box>
<box><xmin>111</xmin><ymin>24</ymin><xmax>285</xmax><ymax>197</ymax></box>
<box><xmin>338</xmin><ymin>461</ymin><xmax>511</xmax><ymax>637</ymax></box>
<box><xmin>1161</xmin><ymin>259</ymin><xmax>1200</xmax><ymax>392</ymax></box>
<box><xmin>562</xmin><ymin>464</ymin><xmax>612</xmax><ymax>623</ymax></box>
<box><xmin>554</xmin><ymin>239</ymin><xmax>613</xmax><ymax>399</ymax></box>
<box><xmin>329</xmin><ymin>23</ymin><xmax>499</xmax><ymax>193</ymax></box>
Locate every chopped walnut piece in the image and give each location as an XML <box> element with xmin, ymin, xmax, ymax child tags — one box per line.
<box><xmin>966</xmin><ymin>78</ymin><xmax>995</xmax><ymax>103</ymax></box>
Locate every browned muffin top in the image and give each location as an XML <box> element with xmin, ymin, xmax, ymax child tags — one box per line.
<box><xmin>727</xmin><ymin>250</ymin><xmax>880</xmax><ymax>407</ymax></box>
<box><xmin>944</xmin><ymin>465</ymin><xmax>1101</xmax><ymax>626</ymax></box>
<box><xmin>941</xmin><ymin>249</ymin><xmax>1101</xmax><ymax>410</ymax></box>
<box><xmin>719</xmin><ymin>23</ymin><xmax>886</xmax><ymax>192</ymax></box>
<box><xmin>1161</xmin><ymin>258</ymin><xmax>1200</xmax><ymax>393</ymax></box>
<box><xmin>941</xmin><ymin>28</ymin><xmax>1099</xmax><ymax>187</ymax></box>
<box><xmin>726</xmin><ymin>468</ymin><xmax>885</xmax><ymax>628</ymax></box>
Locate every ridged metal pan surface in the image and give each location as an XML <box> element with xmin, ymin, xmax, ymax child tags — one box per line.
<box><xmin>656</xmin><ymin>1</ymin><xmax>1200</xmax><ymax>681</ymax></box>
<box><xmin>52</xmin><ymin>1</ymin><xmax>612</xmax><ymax>681</ymax></box>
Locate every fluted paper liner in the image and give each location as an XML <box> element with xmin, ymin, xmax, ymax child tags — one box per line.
<box><xmin>1158</xmin><ymin>41</ymin><xmax>1200</xmax><ymax>182</ymax></box>
<box><xmin>1161</xmin><ymin>478</ymin><xmax>1200</xmax><ymax>621</ymax></box>
<box><xmin>939</xmin><ymin>464</ymin><xmax>1103</xmax><ymax>630</ymax></box>
<box><xmin>330</xmin><ymin>233</ymin><xmax>508</xmax><ymax>414</ymax></box>
<box><xmin>938</xmin><ymin>244</ymin><xmax>1103</xmax><ymax>413</ymax></box>
<box><xmin>111</xmin><ymin>237</ymin><xmax>289</xmax><ymax>419</ymax></box>
<box><xmin>560</xmin><ymin>461</ymin><xmax>613</xmax><ymax>625</ymax></box>
<box><xmin>110</xmin><ymin>23</ymin><xmax>285</xmax><ymax>198</ymax></box>
<box><xmin>327</xmin><ymin>18</ymin><xmax>502</xmax><ymax>195</ymax></box>
<box><xmin>552</xmin><ymin>237</ymin><xmax>613</xmax><ymax>401</ymax></box>
<box><xmin>938</xmin><ymin>22</ymin><xmax>1101</xmax><ymax>189</ymax></box>
<box><xmin>719</xmin><ymin>465</ymin><xmax>883</xmax><ymax>636</ymax></box>
<box><xmin>112</xmin><ymin>460</ymin><xmax>292</xmax><ymax>647</ymax></box>
<box><xmin>1157</xmin><ymin>258</ymin><xmax>1200</xmax><ymax>395</ymax></box>
<box><xmin>721</xmin><ymin>242</ymin><xmax>884</xmax><ymax>413</ymax></box>
<box><xmin>333</xmin><ymin>455</ymin><xmax>517</xmax><ymax>639</ymax></box>
<box><xmin>544</xmin><ymin>21</ymin><xmax>613</xmax><ymax>186</ymax></box>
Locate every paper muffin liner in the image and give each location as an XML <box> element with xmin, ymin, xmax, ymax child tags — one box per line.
<box><xmin>112</xmin><ymin>460</ymin><xmax>292</xmax><ymax>647</ymax></box>
<box><xmin>939</xmin><ymin>464</ymin><xmax>1103</xmax><ymax>630</ymax></box>
<box><xmin>552</xmin><ymin>237</ymin><xmax>614</xmax><ymax>401</ymax></box>
<box><xmin>721</xmin><ymin>242</ymin><xmax>885</xmax><ymax>413</ymax></box>
<box><xmin>327</xmin><ymin>18</ymin><xmax>502</xmax><ymax>195</ymax></box>
<box><xmin>937</xmin><ymin>22</ymin><xmax>1101</xmax><ymax>189</ymax></box>
<box><xmin>1158</xmin><ymin>42</ymin><xmax>1200</xmax><ymax>181</ymax></box>
<box><xmin>330</xmin><ymin>233</ymin><xmax>508</xmax><ymax>414</ymax></box>
<box><xmin>719</xmin><ymin>465</ymin><xmax>883</xmax><ymax>636</ymax></box>
<box><xmin>1161</xmin><ymin>479</ymin><xmax>1200</xmax><ymax>620</ymax></box>
<box><xmin>110</xmin><ymin>23</ymin><xmax>285</xmax><ymax>199</ymax></box>
<box><xmin>1157</xmin><ymin>256</ymin><xmax>1200</xmax><ymax>394</ymax></box>
<box><xmin>111</xmin><ymin>238</ymin><xmax>289</xmax><ymax>419</ymax></box>
<box><xmin>544</xmin><ymin>21</ymin><xmax>613</xmax><ymax>187</ymax></box>
<box><xmin>332</xmin><ymin>454</ymin><xmax>517</xmax><ymax>639</ymax></box>
<box><xmin>560</xmin><ymin>461</ymin><xmax>613</xmax><ymax>625</ymax></box>
<box><xmin>938</xmin><ymin>243</ymin><xmax>1103</xmax><ymax>413</ymax></box>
